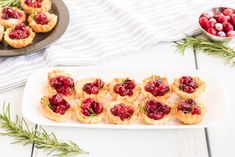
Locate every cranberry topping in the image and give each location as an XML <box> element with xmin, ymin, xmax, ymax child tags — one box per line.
<box><xmin>35</xmin><ymin>11</ymin><xmax>49</xmax><ymax>25</ymax></box>
<box><xmin>48</xmin><ymin>94</ymin><xmax>70</xmax><ymax>115</ymax></box>
<box><xmin>2</xmin><ymin>7</ymin><xmax>22</xmax><ymax>20</ymax></box>
<box><xmin>179</xmin><ymin>76</ymin><xmax>198</xmax><ymax>93</ymax></box>
<box><xmin>110</xmin><ymin>103</ymin><xmax>134</xmax><ymax>121</ymax></box>
<box><xmin>144</xmin><ymin>99</ymin><xmax>171</xmax><ymax>120</ymax></box>
<box><xmin>9</xmin><ymin>23</ymin><xmax>30</xmax><ymax>40</ymax></box>
<box><xmin>178</xmin><ymin>99</ymin><xmax>201</xmax><ymax>115</ymax></box>
<box><xmin>81</xmin><ymin>98</ymin><xmax>104</xmax><ymax>116</ymax></box>
<box><xmin>82</xmin><ymin>79</ymin><xmax>105</xmax><ymax>95</ymax></box>
<box><xmin>24</xmin><ymin>0</ymin><xmax>43</xmax><ymax>8</ymax></box>
<box><xmin>49</xmin><ymin>75</ymin><xmax>74</xmax><ymax>96</ymax></box>
<box><xmin>144</xmin><ymin>79</ymin><xmax>170</xmax><ymax>96</ymax></box>
<box><xmin>113</xmin><ymin>79</ymin><xmax>136</xmax><ymax>97</ymax></box>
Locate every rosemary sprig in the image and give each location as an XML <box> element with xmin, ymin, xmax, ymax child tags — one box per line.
<box><xmin>0</xmin><ymin>103</ymin><xmax>88</xmax><ymax>157</ymax></box>
<box><xmin>175</xmin><ymin>36</ymin><xmax>235</xmax><ymax>65</ymax></box>
<box><xmin>0</xmin><ymin>0</ymin><xmax>20</xmax><ymax>7</ymax></box>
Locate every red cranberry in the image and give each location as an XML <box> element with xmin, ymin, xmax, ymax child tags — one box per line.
<box><xmin>24</xmin><ymin>0</ymin><xmax>43</xmax><ymax>8</ymax></box>
<box><xmin>231</xmin><ymin>14</ymin><xmax>235</xmax><ymax>26</ymax></box>
<box><xmin>227</xmin><ymin>30</ymin><xmax>235</xmax><ymax>36</ymax></box>
<box><xmin>209</xmin><ymin>18</ymin><xmax>217</xmax><ymax>23</ymax></box>
<box><xmin>214</xmin><ymin>11</ymin><xmax>223</xmax><ymax>19</ymax></box>
<box><xmin>91</xmin><ymin>102</ymin><xmax>103</xmax><ymax>114</ymax></box>
<box><xmin>207</xmin><ymin>28</ymin><xmax>217</xmax><ymax>35</ymax></box>
<box><xmin>35</xmin><ymin>12</ymin><xmax>49</xmax><ymax>25</ymax></box>
<box><xmin>223</xmin><ymin>22</ymin><xmax>234</xmax><ymax>32</ymax></box>
<box><xmin>49</xmin><ymin>75</ymin><xmax>74</xmax><ymax>96</ymax></box>
<box><xmin>206</xmin><ymin>21</ymin><xmax>216</xmax><ymax>28</ymax></box>
<box><xmin>81</xmin><ymin>98</ymin><xmax>103</xmax><ymax>116</ymax></box>
<box><xmin>9</xmin><ymin>23</ymin><xmax>30</xmax><ymax>40</ymax></box>
<box><xmin>110</xmin><ymin>103</ymin><xmax>134</xmax><ymax>121</ymax></box>
<box><xmin>82</xmin><ymin>83</ymin><xmax>93</xmax><ymax>94</ymax></box>
<box><xmin>218</xmin><ymin>15</ymin><xmax>228</xmax><ymax>23</ymax></box>
<box><xmin>91</xmin><ymin>86</ymin><xmax>99</xmax><ymax>94</ymax></box>
<box><xmin>223</xmin><ymin>8</ymin><xmax>234</xmax><ymax>16</ymax></box>
<box><xmin>2</xmin><ymin>7</ymin><xmax>22</xmax><ymax>20</ymax></box>
<box><xmin>199</xmin><ymin>17</ymin><xmax>208</xmax><ymax>28</ymax></box>
<box><xmin>218</xmin><ymin>31</ymin><xmax>226</xmax><ymax>37</ymax></box>
<box><xmin>113</xmin><ymin>79</ymin><xmax>136</xmax><ymax>97</ymax></box>
<box><xmin>191</xmin><ymin>106</ymin><xmax>201</xmax><ymax>115</ymax></box>
<box><xmin>215</xmin><ymin>23</ymin><xmax>223</xmax><ymax>31</ymax></box>
<box><xmin>202</xmin><ymin>12</ymin><xmax>211</xmax><ymax>19</ymax></box>
<box><xmin>144</xmin><ymin>99</ymin><xmax>171</xmax><ymax>120</ymax></box>
<box><xmin>179</xmin><ymin>76</ymin><xmax>198</xmax><ymax>93</ymax></box>
<box><xmin>81</xmin><ymin>109</ymin><xmax>90</xmax><ymax>116</ymax></box>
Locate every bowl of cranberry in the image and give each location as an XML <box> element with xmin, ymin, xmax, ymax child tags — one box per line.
<box><xmin>199</xmin><ymin>7</ymin><xmax>235</xmax><ymax>42</ymax></box>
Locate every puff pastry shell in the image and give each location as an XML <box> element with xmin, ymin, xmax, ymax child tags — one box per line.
<box><xmin>106</xmin><ymin>100</ymin><xmax>138</xmax><ymax>124</ymax></box>
<box><xmin>172</xmin><ymin>77</ymin><xmax>206</xmax><ymax>99</ymax></box>
<box><xmin>75</xmin><ymin>98</ymin><xmax>105</xmax><ymax>124</ymax></box>
<box><xmin>40</xmin><ymin>95</ymin><xmax>73</xmax><ymax>122</ymax></box>
<box><xmin>75</xmin><ymin>78</ymin><xmax>108</xmax><ymax>100</ymax></box>
<box><xmin>0</xmin><ymin>7</ymin><xmax>26</xmax><ymax>28</ymax></box>
<box><xmin>20</xmin><ymin>0</ymin><xmax>51</xmax><ymax>14</ymax></box>
<box><xmin>46</xmin><ymin>69</ymin><xmax>75</xmax><ymax>99</ymax></box>
<box><xmin>4</xmin><ymin>25</ymin><xmax>35</xmax><ymax>48</ymax></box>
<box><xmin>139</xmin><ymin>99</ymin><xmax>173</xmax><ymax>125</ymax></box>
<box><xmin>28</xmin><ymin>11</ymin><xmax>57</xmax><ymax>33</ymax></box>
<box><xmin>140</xmin><ymin>75</ymin><xmax>172</xmax><ymax>101</ymax></box>
<box><xmin>175</xmin><ymin>99</ymin><xmax>206</xmax><ymax>125</ymax></box>
<box><xmin>108</xmin><ymin>78</ymin><xmax>141</xmax><ymax>102</ymax></box>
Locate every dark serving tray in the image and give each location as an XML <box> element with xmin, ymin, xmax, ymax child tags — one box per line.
<box><xmin>0</xmin><ymin>0</ymin><xmax>69</xmax><ymax>56</ymax></box>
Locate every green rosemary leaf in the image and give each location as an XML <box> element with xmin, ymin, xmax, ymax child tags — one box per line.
<box><xmin>0</xmin><ymin>103</ymin><xmax>88</xmax><ymax>156</ymax></box>
<box><xmin>0</xmin><ymin>0</ymin><xmax>20</xmax><ymax>7</ymax></box>
<box><xmin>175</xmin><ymin>36</ymin><xmax>235</xmax><ymax>65</ymax></box>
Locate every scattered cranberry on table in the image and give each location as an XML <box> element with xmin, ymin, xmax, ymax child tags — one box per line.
<box><xmin>199</xmin><ymin>8</ymin><xmax>235</xmax><ymax>37</ymax></box>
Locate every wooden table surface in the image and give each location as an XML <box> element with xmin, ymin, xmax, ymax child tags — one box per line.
<box><xmin>0</xmin><ymin>42</ymin><xmax>234</xmax><ymax>157</ymax></box>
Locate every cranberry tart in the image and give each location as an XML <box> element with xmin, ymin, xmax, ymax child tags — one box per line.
<box><xmin>40</xmin><ymin>94</ymin><xmax>73</xmax><ymax>122</ymax></box>
<box><xmin>4</xmin><ymin>23</ymin><xmax>35</xmax><ymax>48</ymax></box>
<box><xmin>75</xmin><ymin>78</ymin><xmax>107</xmax><ymax>100</ymax></box>
<box><xmin>172</xmin><ymin>76</ymin><xmax>205</xmax><ymax>99</ymax></box>
<box><xmin>108</xmin><ymin>78</ymin><xmax>141</xmax><ymax>102</ymax></box>
<box><xmin>0</xmin><ymin>24</ymin><xmax>3</xmax><ymax>42</ymax></box>
<box><xmin>20</xmin><ymin>0</ymin><xmax>51</xmax><ymax>14</ymax></box>
<box><xmin>0</xmin><ymin>7</ymin><xmax>26</xmax><ymax>28</ymax></box>
<box><xmin>75</xmin><ymin>98</ymin><xmax>105</xmax><ymax>124</ymax></box>
<box><xmin>47</xmin><ymin>69</ymin><xmax>75</xmax><ymax>98</ymax></box>
<box><xmin>175</xmin><ymin>98</ymin><xmax>206</xmax><ymax>124</ymax></box>
<box><xmin>107</xmin><ymin>100</ymin><xmax>138</xmax><ymax>124</ymax></box>
<box><xmin>28</xmin><ymin>11</ymin><xmax>57</xmax><ymax>33</ymax></box>
<box><xmin>139</xmin><ymin>99</ymin><xmax>173</xmax><ymax>125</ymax></box>
<box><xmin>140</xmin><ymin>75</ymin><xmax>172</xmax><ymax>101</ymax></box>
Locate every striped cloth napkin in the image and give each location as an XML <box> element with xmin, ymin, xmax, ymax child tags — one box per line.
<box><xmin>0</xmin><ymin>0</ymin><xmax>234</xmax><ymax>92</ymax></box>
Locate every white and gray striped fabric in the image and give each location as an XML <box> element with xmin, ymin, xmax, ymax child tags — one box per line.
<box><xmin>0</xmin><ymin>0</ymin><xmax>234</xmax><ymax>92</ymax></box>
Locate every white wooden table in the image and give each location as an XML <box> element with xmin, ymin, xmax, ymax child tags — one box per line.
<box><xmin>0</xmin><ymin>42</ymin><xmax>234</xmax><ymax>157</ymax></box>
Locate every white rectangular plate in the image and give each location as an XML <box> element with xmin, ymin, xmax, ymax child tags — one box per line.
<box><xmin>22</xmin><ymin>67</ymin><xmax>226</xmax><ymax>129</ymax></box>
